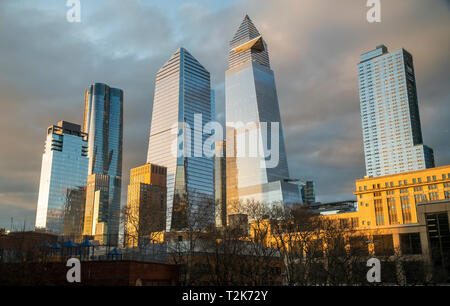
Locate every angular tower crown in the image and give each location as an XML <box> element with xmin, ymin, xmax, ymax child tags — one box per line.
<box><xmin>230</xmin><ymin>15</ymin><xmax>261</xmax><ymax>47</ymax></box>
<box><xmin>228</xmin><ymin>15</ymin><xmax>270</xmax><ymax>70</ymax></box>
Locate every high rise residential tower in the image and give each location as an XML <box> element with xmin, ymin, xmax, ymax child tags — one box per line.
<box><xmin>83</xmin><ymin>83</ymin><xmax>123</xmax><ymax>245</ymax></box>
<box><xmin>225</xmin><ymin>15</ymin><xmax>301</xmax><ymax>212</ymax></box>
<box><xmin>35</xmin><ymin>121</ymin><xmax>89</xmax><ymax>233</ymax></box>
<box><xmin>358</xmin><ymin>45</ymin><xmax>435</xmax><ymax>177</ymax></box>
<box><xmin>146</xmin><ymin>48</ymin><xmax>214</xmax><ymax>231</ymax></box>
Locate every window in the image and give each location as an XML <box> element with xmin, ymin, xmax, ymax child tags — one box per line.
<box><xmin>387</xmin><ymin>190</ymin><xmax>395</xmax><ymax>195</ymax></box>
<box><xmin>400</xmin><ymin>196</ymin><xmax>412</xmax><ymax>223</ymax></box>
<box><xmin>413</xmin><ymin>178</ymin><xmax>417</xmax><ymax>184</ymax></box>
<box><xmin>428</xmin><ymin>184</ymin><xmax>438</xmax><ymax>190</ymax></box>
<box><xmin>351</xmin><ymin>217</ymin><xmax>359</xmax><ymax>228</ymax></box>
<box><xmin>445</xmin><ymin>191</ymin><xmax>450</xmax><ymax>199</ymax></box>
<box><xmin>340</xmin><ymin>218</ymin><xmax>350</xmax><ymax>229</ymax></box>
<box><xmin>414</xmin><ymin>186</ymin><xmax>423</xmax><ymax>192</ymax></box>
<box><xmin>400</xmin><ymin>233</ymin><xmax>422</xmax><ymax>255</ymax></box>
<box><xmin>387</xmin><ymin>198</ymin><xmax>398</xmax><ymax>225</ymax></box>
<box><xmin>414</xmin><ymin>194</ymin><xmax>427</xmax><ymax>203</ymax></box>
<box><xmin>400</xmin><ymin>188</ymin><xmax>408</xmax><ymax>194</ymax></box>
<box><xmin>427</xmin><ymin>176</ymin><xmax>431</xmax><ymax>182</ymax></box>
<box><xmin>374</xmin><ymin>199</ymin><xmax>384</xmax><ymax>226</ymax></box>
<box><xmin>444</xmin><ymin>183</ymin><xmax>450</xmax><ymax>188</ymax></box>
<box><xmin>428</xmin><ymin>192</ymin><xmax>439</xmax><ymax>201</ymax></box>
<box><xmin>442</xmin><ymin>174</ymin><xmax>446</xmax><ymax>180</ymax></box>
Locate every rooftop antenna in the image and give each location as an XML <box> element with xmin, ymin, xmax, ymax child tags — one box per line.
<box><xmin>10</xmin><ymin>217</ymin><xmax>13</xmax><ymax>232</ymax></box>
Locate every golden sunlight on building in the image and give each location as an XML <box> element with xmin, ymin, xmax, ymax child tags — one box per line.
<box><xmin>352</xmin><ymin>165</ymin><xmax>450</xmax><ymax>228</ymax></box>
<box><xmin>245</xmin><ymin>165</ymin><xmax>450</xmax><ymax>280</ymax></box>
<box><xmin>82</xmin><ymin>174</ymin><xmax>110</xmax><ymax>244</ymax></box>
<box><xmin>125</xmin><ymin>163</ymin><xmax>167</xmax><ymax>248</ymax></box>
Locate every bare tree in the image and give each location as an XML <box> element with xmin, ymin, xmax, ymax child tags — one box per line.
<box><xmin>121</xmin><ymin>203</ymin><xmax>164</xmax><ymax>249</ymax></box>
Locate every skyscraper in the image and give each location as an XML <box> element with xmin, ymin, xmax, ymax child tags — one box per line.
<box><xmin>214</xmin><ymin>140</ymin><xmax>227</xmax><ymax>228</ymax></box>
<box><xmin>125</xmin><ymin>163</ymin><xmax>167</xmax><ymax>247</ymax></box>
<box><xmin>62</xmin><ymin>186</ymin><xmax>86</xmax><ymax>242</ymax></box>
<box><xmin>82</xmin><ymin>174</ymin><xmax>109</xmax><ymax>242</ymax></box>
<box><xmin>225</xmin><ymin>15</ymin><xmax>301</xmax><ymax>212</ymax></box>
<box><xmin>358</xmin><ymin>45</ymin><xmax>435</xmax><ymax>177</ymax></box>
<box><xmin>301</xmin><ymin>181</ymin><xmax>316</xmax><ymax>205</ymax></box>
<box><xmin>35</xmin><ymin>121</ymin><xmax>88</xmax><ymax>233</ymax></box>
<box><xmin>83</xmin><ymin>83</ymin><xmax>123</xmax><ymax>245</ymax></box>
<box><xmin>146</xmin><ymin>48</ymin><xmax>214</xmax><ymax>231</ymax></box>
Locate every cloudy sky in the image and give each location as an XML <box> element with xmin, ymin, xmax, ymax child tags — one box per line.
<box><xmin>0</xmin><ymin>0</ymin><xmax>449</xmax><ymax>230</ymax></box>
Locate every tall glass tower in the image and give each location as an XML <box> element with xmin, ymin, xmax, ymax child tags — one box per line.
<box><xmin>358</xmin><ymin>45</ymin><xmax>435</xmax><ymax>177</ymax></box>
<box><xmin>146</xmin><ymin>48</ymin><xmax>214</xmax><ymax>231</ymax></box>
<box><xmin>83</xmin><ymin>83</ymin><xmax>123</xmax><ymax>245</ymax></box>
<box><xmin>35</xmin><ymin>121</ymin><xmax>89</xmax><ymax>233</ymax></box>
<box><xmin>225</xmin><ymin>15</ymin><xmax>301</xmax><ymax>213</ymax></box>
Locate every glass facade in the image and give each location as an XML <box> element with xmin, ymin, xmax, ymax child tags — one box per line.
<box><xmin>146</xmin><ymin>48</ymin><xmax>214</xmax><ymax>231</ymax></box>
<box><xmin>301</xmin><ymin>181</ymin><xmax>316</xmax><ymax>205</ymax></box>
<box><xmin>83</xmin><ymin>83</ymin><xmax>123</xmax><ymax>245</ymax></box>
<box><xmin>62</xmin><ymin>186</ymin><xmax>86</xmax><ymax>242</ymax></box>
<box><xmin>225</xmin><ymin>15</ymin><xmax>301</xmax><ymax>211</ymax></box>
<box><xmin>214</xmin><ymin>140</ymin><xmax>227</xmax><ymax>227</ymax></box>
<box><xmin>358</xmin><ymin>45</ymin><xmax>435</xmax><ymax>177</ymax></box>
<box><xmin>35</xmin><ymin>121</ymin><xmax>89</xmax><ymax>234</ymax></box>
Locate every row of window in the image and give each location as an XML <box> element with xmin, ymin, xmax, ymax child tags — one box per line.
<box><xmin>359</xmin><ymin>173</ymin><xmax>450</xmax><ymax>191</ymax></box>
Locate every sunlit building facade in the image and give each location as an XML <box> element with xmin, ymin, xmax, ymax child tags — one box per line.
<box><xmin>83</xmin><ymin>83</ymin><xmax>123</xmax><ymax>245</ymax></box>
<box><xmin>358</xmin><ymin>45</ymin><xmax>435</xmax><ymax>177</ymax></box>
<box><xmin>352</xmin><ymin>165</ymin><xmax>450</xmax><ymax>227</ymax></box>
<box><xmin>35</xmin><ymin>121</ymin><xmax>88</xmax><ymax>233</ymax></box>
<box><xmin>125</xmin><ymin>163</ymin><xmax>167</xmax><ymax>247</ymax></box>
<box><xmin>146</xmin><ymin>48</ymin><xmax>214</xmax><ymax>231</ymax></box>
<box><xmin>82</xmin><ymin>174</ymin><xmax>109</xmax><ymax>243</ymax></box>
<box><xmin>225</xmin><ymin>15</ymin><xmax>302</xmax><ymax>211</ymax></box>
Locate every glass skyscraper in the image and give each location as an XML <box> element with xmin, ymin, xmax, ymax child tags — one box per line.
<box><xmin>214</xmin><ymin>140</ymin><xmax>227</xmax><ymax>228</ymax></box>
<box><xmin>35</xmin><ymin>121</ymin><xmax>89</xmax><ymax>233</ymax></box>
<box><xmin>301</xmin><ymin>181</ymin><xmax>316</xmax><ymax>205</ymax></box>
<box><xmin>83</xmin><ymin>83</ymin><xmax>123</xmax><ymax>245</ymax></box>
<box><xmin>146</xmin><ymin>48</ymin><xmax>214</xmax><ymax>231</ymax></box>
<box><xmin>225</xmin><ymin>15</ymin><xmax>302</xmax><ymax>212</ymax></box>
<box><xmin>358</xmin><ymin>45</ymin><xmax>435</xmax><ymax>177</ymax></box>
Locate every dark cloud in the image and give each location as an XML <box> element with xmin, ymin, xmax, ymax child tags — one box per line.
<box><xmin>0</xmin><ymin>0</ymin><xmax>449</xmax><ymax>228</ymax></box>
